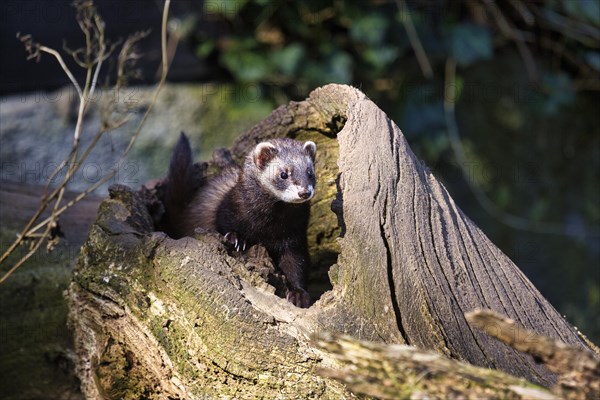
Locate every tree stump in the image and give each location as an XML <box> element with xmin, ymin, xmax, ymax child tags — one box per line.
<box><xmin>67</xmin><ymin>84</ymin><xmax>596</xmax><ymax>399</ymax></box>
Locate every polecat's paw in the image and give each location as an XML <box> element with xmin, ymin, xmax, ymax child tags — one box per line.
<box><xmin>286</xmin><ymin>287</ymin><xmax>310</xmax><ymax>308</ymax></box>
<box><xmin>224</xmin><ymin>232</ymin><xmax>247</xmax><ymax>253</ymax></box>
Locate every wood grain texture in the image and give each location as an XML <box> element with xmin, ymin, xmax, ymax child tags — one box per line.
<box><xmin>66</xmin><ymin>84</ymin><xmax>597</xmax><ymax>398</ymax></box>
<box><xmin>467</xmin><ymin>310</ymin><xmax>600</xmax><ymax>399</ymax></box>
<box><xmin>331</xmin><ymin>90</ymin><xmax>593</xmax><ymax>386</ymax></box>
<box><xmin>314</xmin><ymin>332</ymin><xmax>558</xmax><ymax>400</ymax></box>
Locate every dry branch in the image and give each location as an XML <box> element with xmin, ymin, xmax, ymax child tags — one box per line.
<box><xmin>314</xmin><ymin>332</ymin><xmax>557</xmax><ymax>400</ymax></box>
<box><xmin>0</xmin><ymin>0</ymin><xmax>172</xmax><ymax>283</ymax></box>
<box><xmin>467</xmin><ymin>309</ymin><xmax>600</xmax><ymax>399</ymax></box>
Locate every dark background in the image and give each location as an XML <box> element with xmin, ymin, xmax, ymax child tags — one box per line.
<box><xmin>0</xmin><ymin>0</ymin><xmax>216</xmax><ymax>93</ymax></box>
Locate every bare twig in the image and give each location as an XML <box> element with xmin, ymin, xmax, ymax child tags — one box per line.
<box><xmin>527</xmin><ymin>34</ymin><xmax>598</xmax><ymax>83</ymax></box>
<box><xmin>116</xmin><ymin>30</ymin><xmax>150</xmax><ymax>90</ymax></box>
<box><xmin>15</xmin><ymin>34</ymin><xmax>85</xmax><ymax>100</ymax></box>
<box><xmin>395</xmin><ymin>0</ymin><xmax>434</xmax><ymax>80</ymax></box>
<box><xmin>481</xmin><ymin>0</ymin><xmax>539</xmax><ymax>83</ymax></box>
<box><xmin>120</xmin><ymin>0</ymin><xmax>171</xmax><ymax>160</ymax></box>
<box><xmin>0</xmin><ymin>224</ymin><xmax>53</xmax><ymax>286</ymax></box>
<box><xmin>507</xmin><ymin>0</ymin><xmax>534</xmax><ymax>26</ymax></box>
<box><xmin>529</xmin><ymin>4</ymin><xmax>600</xmax><ymax>47</ymax></box>
<box><xmin>0</xmin><ymin>0</ymin><xmax>173</xmax><ymax>284</ymax></box>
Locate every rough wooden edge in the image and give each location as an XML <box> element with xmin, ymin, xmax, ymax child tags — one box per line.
<box><xmin>314</xmin><ymin>330</ymin><xmax>557</xmax><ymax>400</ymax></box>
<box><xmin>314</xmin><ymin>310</ymin><xmax>600</xmax><ymax>400</ymax></box>
<box><xmin>67</xmin><ymin>282</ymin><xmax>191</xmax><ymax>399</ymax></box>
<box><xmin>329</xmin><ymin>82</ymin><xmax>594</xmax><ymax>386</ymax></box>
<box><xmin>467</xmin><ymin>309</ymin><xmax>600</xmax><ymax>399</ymax></box>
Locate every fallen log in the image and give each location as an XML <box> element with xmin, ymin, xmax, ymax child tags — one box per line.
<box><xmin>315</xmin><ymin>310</ymin><xmax>600</xmax><ymax>399</ymax></box>
<box><xmin>466</xmin><ymin>310</ymin><xmax>600</xmax><ymax>399</ymax></box>
<box><xmin>67</xmin><ymin>84</ymin><xmax>597</xmax><ymax>399</ymax></box>
<box><xmin>314</xmin><ymin>331</ymin><xmax>557</xmax><ymax>400</ymax></box>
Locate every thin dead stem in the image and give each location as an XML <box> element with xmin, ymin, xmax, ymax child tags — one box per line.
<box><xmin>39</xmin><ymin>45</ymin><xmax>83</xmax><ymax>99</ymax></box>
<box><xmin>395</xmin><ymin>0</ymin><xmax>434</xmax><ymax>80</ymax></box>
<box><xmin>0</xmin><ymin>0</ymin><xmax>173</xmax><ymax>283</ymax></box>
<box><xmin>481</xmin><ymin>0</ymin><xmax>539</xmax><ymax>83</ymax></box>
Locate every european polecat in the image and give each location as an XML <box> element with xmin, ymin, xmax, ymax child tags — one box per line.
<box><xmin>164</xmin><ymin>133</ymin><xmax>316</xmax><ymax>308</ymax></box>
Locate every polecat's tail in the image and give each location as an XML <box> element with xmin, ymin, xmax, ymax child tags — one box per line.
<box><xmin>162</xmin><ymin>132</ymin><xmax>203</xmax><ymax>238</ymax></box>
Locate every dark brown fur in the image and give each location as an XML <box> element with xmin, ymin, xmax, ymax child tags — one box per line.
<box><xmin>163</xmin><ymin>134</ymin><xmax>315</xmax><ymax>307</ymax></box>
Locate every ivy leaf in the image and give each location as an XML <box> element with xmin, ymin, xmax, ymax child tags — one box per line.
<box><xmin>221</xmin><ymin>40</ymin><xmax>272</xmax><ymax>82</ymax></box>
<box><xmin>448</xmin><ymin>24</ymin><xmax>493</xmax><ymax>66</ymax></box>
<box><xmin>271</xmin><ymin>43</ymin><xmax>305</xmax><ymax>76</ymax></box>
<box><xmin>537</xmin><ymin>72</ymin><xmax>576</xmax><ymax>115</ymax></box>
<box><xmin>350</xmin><ymin>14</ymin><xmax>389</xmax><ymax>45</ymax></box>
<box><xmin>362</xmin><ymin>46</ymin><xmax>399</xmax><ymax>69</ymax></box>
<box><xmin>585</xmin><ymin>51</ymin><xmax>600</xmax><ymax>71</ymax></box>
<box><xmin>302</xmin><ymin>50</ymin><xmax>353</xmax><ymax>85</ymax></box>
<box><xmin>197</xmin><ymin>40</ymin><xmax>215</xmax><ymax>58</ymax></box>
<box><xmin>563</xmin><ymin>0</ymin><xmax>600</xmax><ymax>26</ymax></box>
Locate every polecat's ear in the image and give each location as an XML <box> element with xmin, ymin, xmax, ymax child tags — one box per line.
<box><xmin>254</xmin><ymin>142</ymin><xmax>278</xmax><ymax>169</ymax></box>
<box><xmin>303</xmin><ymin>141</ymin><xmax>316</xmax><ymax>161</ymax></box>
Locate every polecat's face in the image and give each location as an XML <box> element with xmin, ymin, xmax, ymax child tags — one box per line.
<box><xmin>252</xmin><ymin>139</ymin><xmax>317</xmax><ymax>203</ymax></box>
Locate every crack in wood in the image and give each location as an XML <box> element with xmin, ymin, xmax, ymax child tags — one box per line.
<box><xmin>380</xmin><ymin>200</ymin><xmax>410</xmax><ymax>346</ymax></box>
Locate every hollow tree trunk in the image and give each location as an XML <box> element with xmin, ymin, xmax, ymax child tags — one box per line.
<box><xmin>67</xmin><ymin>84</ymin><xmax>596</xmax><ymax>399</ymax></box>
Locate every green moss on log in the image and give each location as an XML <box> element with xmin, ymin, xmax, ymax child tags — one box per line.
<box><xmin>69</xmin><ymin>185</ymin><xmax>351</xmax><ymax>398</ymax></box>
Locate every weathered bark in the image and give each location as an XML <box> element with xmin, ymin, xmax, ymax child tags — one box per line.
<box><xmin>316</xmin><ymin>310</ymin><xmax>599</xmax><ymax>400</ymax></box>
<box><xmin>315</xmin><ymin>332</ymin><xmax>557</xmax><ymax>400</ymax></box>
<box><xmin>67</xmin><ymin>84</ymin><xmax>598</xmax><ymax>399</ymax></box>
<box><xmin>466</xmin><ymin>310</ymin><xmax>600</xmax><ymax>399</ymax></box>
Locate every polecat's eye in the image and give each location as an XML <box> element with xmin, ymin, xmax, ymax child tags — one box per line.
<box><xmin>307</xmin><ymin>168</ymin><xmax>314</xmax><ymax>177</ymax></box>
<box><xmin>280</xmin><ymin>171</ymin><xmax>288</xmax><ymax>180</ymax></box>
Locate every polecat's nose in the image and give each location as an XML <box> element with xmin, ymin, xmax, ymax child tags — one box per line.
<box><xmin>298</xmin><ymin>190</ymin><xmax>312</xmax><ymax>200</ymax></box>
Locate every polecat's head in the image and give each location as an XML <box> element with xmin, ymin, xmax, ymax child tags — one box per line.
<box><xmin>251</xmin><ymin>138</ymin><xmax>317</xmax><ymax>203</ymax></box>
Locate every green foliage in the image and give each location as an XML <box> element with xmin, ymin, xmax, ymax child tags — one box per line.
<box><xmin>221</xmin><ymin>38</ymin><xmax>272</xmax><ymax>82</ymax></box>
<box><xmin>194</xmin><ymin>0</ymin><xmax>600</xmax><ymax>344</ymax></box>
<box><xmin>271</xmin><ymin>43</ymin><xmax>305</xmax><ymax>76</ymax></box>
<box><xmin>204</xmin><ymin>0</ymin><xmax>249</xmax><ymax>19</ymax></box>
<box><xmin>537</xmin><ymin>72</ymin><xmax>576</xmax><ymax>114</ymax></box>
<box><xmin>447</xmin><ymin>24</ymin><xmax>493</xmax><ymax>66</ymax></box>
<box><xmin>585</xmin><ymin>51</ymin><xmax>600</xmax><ymax>71</ymax></box>
<box><xmin>362</xmin><ymin>45</ymin><xmax>400</xmax><ymax>70</ymax></box>
<box><xmin>196</xmin><ymin>84</ymin><xmax>274</xmax><ymax>160</ymax></box>
<box><xmin>556</xmin><ymin>0</ymin><xmax>600</xmax><ymax>26</ymax></box>
<box><xmin>302</xmin><ymin>49</ymin><xmax>353</xmax><ymax>85</ymax></box>
<box><xmin>350</xmin><ymin>13</ymin><xmax>389</xmax><ymax>45</ymax></box>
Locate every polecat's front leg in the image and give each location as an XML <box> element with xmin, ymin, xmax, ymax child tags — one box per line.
<box><xmin>286</xmin><ymin>287</ymin><xmax>310</xmax><ymax>308</ymax></box>
<box><xmin>275</xmin><ymin>243</ymin><xmax>310</xmax><ymax>308</ymax></box>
